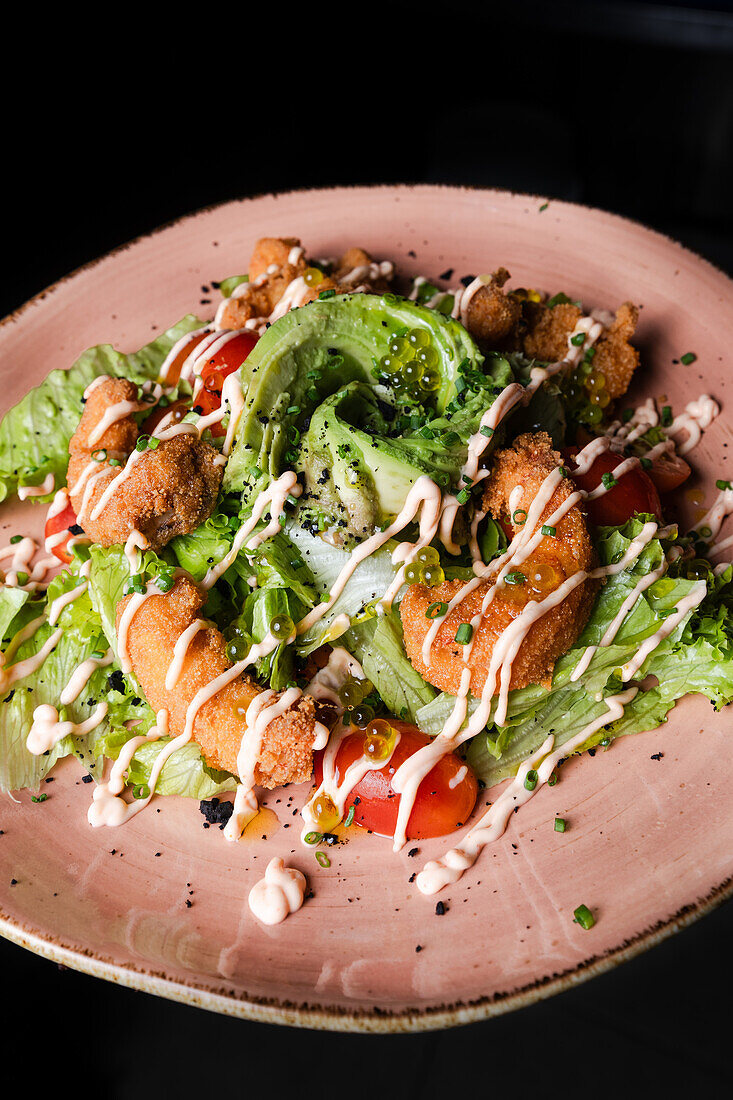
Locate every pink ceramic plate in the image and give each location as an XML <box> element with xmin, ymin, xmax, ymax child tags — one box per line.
<box><xmin>1</xmin><ymin>186</ymin><xmax>732</xmax><ymax>1032</ymax></box>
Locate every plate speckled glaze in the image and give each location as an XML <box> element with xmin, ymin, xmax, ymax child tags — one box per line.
<box><xmin>1</xmin><ymin>186</ymin><xmax>732</xmax><ymax>1032</ymax></box>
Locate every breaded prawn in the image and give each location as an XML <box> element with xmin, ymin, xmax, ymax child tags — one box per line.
<box><xmin>217</xmin><ymin>237</ymin><xmax>393</xmax><ymax>330</ymax></box>
<box><xmin>117</xmin><ymin>574</ymin><xmax>317</xmax><ymax>784</ymax></box>
<box><xmin>400</xmin><ymin>433</ymin><xmax>597</xmax><ymax>696</ymax></box>
<box><xmin>68</xmin><ymin>377</ymin><xmax>222</xmax><ymax>551</ymax></box>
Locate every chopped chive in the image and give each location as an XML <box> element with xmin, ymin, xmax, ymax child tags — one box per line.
<box><xmin>344</xmin><ymin>804</ymin><xmax>355</xmax><ymax>827</ymax></box>
<box><xmin>286</xmin><ymin>405</ymin><xmax>301</xmax><ymax>415</ymax></box>
<box><xmin>108</xmin><ymin>458</ymin><xmax>122</xmax><ymax>467</ymax></box>
<box><xmin>480</xmin><ymin>425</ymin><xmax>494</xmax><ymax>439</ymax></box>
<box><xmin>541</xmin><ymin>524</ymin><xmax>557</xmax><ymax>537</ymax></box>
<box><xmin>601</xmin><ymin>472</ymin><xmax>618</xmax><ymax>490</ymax></box>
<box><xmin>9</xmin><ymin>535</ymin><xmax>22</xmax><ymax>545</ymax></box>
<box><xmin>318</xmin><ymin>289</ymin><xmax>336</xmax><ymax>300</ymax></box>
<box><xmin>570</xmin><ymin>332</ymin><xmax>586</xmax><ymax>347</ymax></box>
<box><xmin>640</xmin><ymin>457</ymin><xmax>653</xmax><ymax>470</ymax></box>
<box><xmin>148</xmin><ymin>437</ymin><xmax>160</xmax><ymax>450</ymax></box>
<box><xmin>132</xmin><ymin>784</ymin><xmax>150</xmax><ymax>800</ymax></box>
<box><xmin>304</xmin><ymin>831</ymin><xmax>323</xmax><ymax>845</ymax></box>
<box><xmin>680</xmin><ymin>352</ymin><xmax>697</xmax><ymax>365</ymax></box>
<box><xmin>524</xmin><ymin>769</ymin><xmax>538</xmax><ymax>791</ymax></box>
<box><xmin>426</xmin><ymin>601</ymin><xmax>449</xmax><ymax>620</ymax></box>
<box><xmin>512</xmin><ymin>508</ymin><xmax>527</xmax><ymax>525</ymax></box>
<box><xmin>558</xmin><ymin>466</ymin><xmax>568</xmax><ymax>478</ymax></box>
<box><xmin>573</xmin><ymin>904</ymin><xmax>595</xmax><ymax>929</ymax></box>
<box><xmin>504</xmin><ymin>571</ymin><xmax>526</xmax><ymax>585</ymax></box>
<box><xmin>699</xmin><ymin>525</ymin><xmax>713</xmax><ymax>538</ymax></box>
<box><xmin>554</xmin><ymin>817</ymin><xmax>566</xmax><ymax>832</ymax></box>
<box><xmin>307</xmin><ymin>386</ymin><xmax>319</xmax><ymax>402</ymax></box>
<box><xmin>16</xmin><ymin>572</ymin><xmax>28</xmax><ymax>586</ymax></box>
<box><xmin>31</xmin><ymin>793</ymin><xmax>48</xmax><ymax>803</ymax></box>
<box><xmin>91</xmin><ymin>448</ymin><xmax>107</xmax><ymax>462</ymax></box>
<box><xmin>456</xmin><ymin>489</ymin><xmax>471</xmax><ymax>505</ymax></box>
<box><xmin>135</xmin><ymin>435</ymin><xmax>150</xmax><ymax>452</ymax></box>
<box><xmin>716</xmin><ymin>479</ymin><xmax>732</xmax><ymax>491</ymax></box>
<box><xmin>455</xmin><ymin>622</ymin><xmax>473</xmax><ymax>645</ymax></box>
<box><xmin>442</xmin><ymin>431</ymin><xmax>460</xmax><ymax>446</ymax></box>
<box><xmin>661</xmin><ymin>406</ymin><xmax>673</xmax><ymax>427</ymax></box>
<box><xmin>315</xmin><ymin>851</ymin><xmax>331</xmax><ymax>868</ymax></box>
<box><xmin>548</xmin><ymin>772</ymin><xmax>558</xmax><ymax>787</ymax></box>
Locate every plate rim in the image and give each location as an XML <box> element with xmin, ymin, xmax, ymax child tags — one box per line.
<box><xmin>2</xmin><ymin>182</ymin><xmax>732</xmax><ymax>1032</ymax></box>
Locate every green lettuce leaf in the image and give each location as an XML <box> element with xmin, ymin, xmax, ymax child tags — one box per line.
<box><xmin>345</xmin><ymin>611</ymin><xmax>436</xmax><ymax>722</ymax></box>
<box><xmin>0</xmin><ymin>315</ymin><xmax>203</xmax><ymax>503</ymax></box>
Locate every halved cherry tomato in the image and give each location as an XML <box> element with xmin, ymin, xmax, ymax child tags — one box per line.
<box><xmin>195</xmin><ymin>332</ymin><xmax>259</xmax><ymax>432</ymax></box>
<box><xmin>315</xmin><ymin>721</ymin><xmax>478</xmax><ymax>841</ymax></box>
<box><xmin>564</xmin><ymin>448</ymin><xmax>662</xmax><ymax>526</ymax></box>
<box><xmin>44</xmin><ymin>500</ymin><xmax>80</xmax><ymax>564</ymax></box>
<box><xmin>162</xmin><ymin>330</ymin><xmax>212</xmax><ymax>386</ymax></box>
<box><xmin>142</xmin><ymin>397</ymin><xmax>192</xmax><ymax>435</ymax></box>
<box><xmin>645</xmin><ymin>451</ymin><xmax>691</xmax><ymax>494</ymax></box>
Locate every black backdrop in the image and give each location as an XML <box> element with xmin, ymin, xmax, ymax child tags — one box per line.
<box><xmin>2</xmin><ymin>2</ymin><xmax>732</xmax><ymax>1093</ymax></box>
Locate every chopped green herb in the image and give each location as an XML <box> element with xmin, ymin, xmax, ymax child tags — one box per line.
<box><xmin>601</xmin><ymin>472</ymin><xmax>618</xmax><ymax>490</ymax></box>
<box><xmin>524</xmin><ymin>769</ymin><xmax>538</xmax><ymax>791</ymax></box>
<box><xmin>304</xmin><ymin>831</ymin><xmax>323</xmax><ymax>845</ymax></box>
<box><xmin>716</xmin><ymin>479</ymin><xmax>732</xmax><ymax>491</ymax></box>
<box><xmin>31</xmin><ymin>793</ymin><xmax>48</xmax><ymax>803</ymax></box>
<box><xmin>554</xmin><ymin>817</ymin><xmax>566</xmax><ymax>833</ymax></box>
<box><xmin>570</xmin><ymin>332</ymin><xmax>586</xmax><ymax>347</ymax></box>
<box><xmin>455</xmin><ymin>623</ymin><xmax>473</xmax><ymax>645</ymax></box>
<box><xmin>316</xmin><ymin>851</ymin><xmax>331</xmax><ymax>868</ymax></box>
<box><xmin>9</xmin><ymin>535</ymin><xmax>22</xmax><ymax>545</ymax></box>
<box><xmin>640</xmin><ymin>457</ymin><xmax>653</xmax><ymax>470</ymax></box>
<box><xmin>504</xmin><ymin>572</ymin><xmax>526</xmax><ymax>585</ymax></box>
<box><xmin>456</xmin><ymin>489</ymin><xmax>471</xmax><ymax>505</ymax></box>
<box><xmin>661</xmin><ymin>406</ymin><xmax>673</xmax><ymax>427</ymax></box>
<box><xmin>512</xmin><ymin>508</ymin><xmax>528</xmax><ymax>525</ymax></box>
<box><xmin>573</xmin><ymin>904</ymin><xmax>595</xmax><ymax>930</ymax></box>
<box><xmin>344</xmin><ymin>804</ymin><xmax>355</xmax><ymax>828</ymax></box>
<box><xmin>541</xmin><ymin>524</ymin><xmax>557</xmax><ymax>537</ymax></box>
<box><xmin>318</xmin><ymin>289</ymin><xmax>336</xmax><ymax>300</ymax></box>
<box><xmin>480</xmin><ymin>425</ymin><xmax>494</xmax><ymax>439</ymax></box>
<box><xmin>426</xmin><ymin>601</ymin><xmax>449</xmax><ymax>620</ymax></box>
<box><xmin>680</xmin><ymin>352</ymin><xmax>697</xmax><ymax>365</ymax></box>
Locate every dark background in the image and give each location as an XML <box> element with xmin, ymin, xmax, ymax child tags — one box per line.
<box><xmin>3</xmin><ymin>1</ymin><xmax>732</xmax><ymax>1093</ymax></box>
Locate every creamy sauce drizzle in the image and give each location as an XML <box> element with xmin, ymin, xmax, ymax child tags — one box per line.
<box><xmin>18</xmin><ymin>473</ymin><xmax>55</xmax><ymax>500</ymax></box>
<box><xmin>26</xmin><ymin>701</ymin><xmax>108</xmax><ymax>755</ymax></box>
<box><xmin>248</xmin><ymin>857</ymin><xmax>306</xmax><ymax>925</ymax></box>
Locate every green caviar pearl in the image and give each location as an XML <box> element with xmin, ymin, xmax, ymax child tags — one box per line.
<box><xmin>421</xmin><ymin>564</ymin><xmax>445</xmax><ymax>588</ymax></box>
<box><xmin>419</xmin><ymin>368</ymin><xmax>441</xmax><ymax>392</ymax></box>
<box><xmin>338</xmin><ymin>676</ymin><xmax>365</xmax><ymax>708</ymax></box>
<box><xmin>404</xmin><ymin>563</ymin><xmax>423</xmax><ymax>584</ymax></box>
<box><xmin>225</xmin><ymin>637</ymin><xmax>249</xmax><ymax>662</ymax></box>
<box><xmin>390</xmin><ymin>372</ymin><xmax>407</xmax><ymax>391</ymax></box>
<box><xmin>402</xmin><ymin>361</ymin><xmax>424</xmax><ymax>384</ymax></box>
<box><xmin>388</xmin><ymin>336</ymin><xmax>411</xmax><ymax>359</ymax></box>
<box><xmin>379</xmin><ymin>354</ymin><xmax>399</xmax><ymax>373</ymax></box>
<box><xmin>585</xmin><ymin>404</ymin><xmax>603</xmax><ymax>425</ymax></box>
<box><xmin>350</xmin><ymin>703</ymin><xmax>375</xmax><ymax>728</ymax></box>
<box><xmin>408</xmin><ymin>327</ymin><xmax>430</xmax><ymax>349</ymax></box>
<box><xmin>417</xmin><ymin>346</ymin><xmax>439</xmax><ymax>368</ymax></box>
<box><xmin>416</xmin><ymin>545</ymin><xmax>440</xmax><ymax>567</ymax></box>
<box><xmin>590</xmin><ymin>388</ymin><xmax>611</xmax><ymax>408</ymax></box>
<box><xmin>269</xmin><ymin>613</ymin><xmax>294</xmax><ymax>640</ymax></box>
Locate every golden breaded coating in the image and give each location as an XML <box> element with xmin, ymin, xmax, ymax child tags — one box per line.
<box><xmin>522</xmin><ymin>300</ymin><xmax>640</xmax><ymax>399</ymax></box>
<box><xmin>68</xmin><ymin>377</ymin><xmax>222</xmax><ymax>551</ymax></box>
<box><xmin>463</xmin><ymin>268</ymin><xmax>522</xmax><ymax>346</ymax></box>
<box><xmin>400</xmin><ymin>433</ymin><xmax>597</xmax><ymax>696</ymax></box>
<box><xmin>116</xmin><ymin>575</ymin><xmax>317</xmax><ymax>785</ymax></box>
<box><xmin>217</xmin><ymin>237</ymin><xmax>395</xmax><ymax>330</ymax></box>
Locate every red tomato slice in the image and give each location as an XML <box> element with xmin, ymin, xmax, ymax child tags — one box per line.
<box><xmin>565</xmin><ymin>448</ymin><xmax>662</xmax><ymax>527</ymax></box>
<box><xmin>44</xmin><ymin>501</ymin><xmax>80</xmax><ymax>564</ymax></box>
<box><xmin>162</xmin><ymin>331</ymin><xmax>212</xmax><ymax>386</ymax></box>
<box><xmin>195</xmin><ymin>331</ymin><xmax>259</xmax><ymax>433</ymax></box>
<box><xmin>315</xmin><ymin>722</ymin><xmax>478</xmax><ymax>841</ymax></box>
<box><xmin>645</xmin><ymin>451</ymin><xmax>691</xmax><ymax>494</ymax></box>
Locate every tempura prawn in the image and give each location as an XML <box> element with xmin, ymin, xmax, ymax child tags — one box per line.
<box><xmin>116</xmin><ymin>573</ymin><xmax>318</xmax><ymax>784</ymax></box>
<box><xmin>67</xmin><ymin>377</ymin><xmax>222</xmax><ymax>550</ymax></box>
<box><xmin>216</xmin><ymin>237</ymin><xmax>393</xmax><ymax>330</ymax></box>
<box><xmin>400</xmin><ymin>432</ymin><xmax>597</xmax><ymax>695</ymax></box>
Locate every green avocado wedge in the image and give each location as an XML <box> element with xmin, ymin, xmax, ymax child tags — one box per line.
<box><xmin>222</xmin><ymin>293</ymin><xmax>483</xmax><ymax>500</ymax></box>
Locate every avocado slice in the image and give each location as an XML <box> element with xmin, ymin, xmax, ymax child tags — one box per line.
<box><xmin>223</xmin><ymin>292</ymin><xmax>483</xmax><ymax>498</ymax></box>
<box><xmin>300</xmin><ymin>382</ymin><xmax>469</xmax><ymax>536</ymax></box>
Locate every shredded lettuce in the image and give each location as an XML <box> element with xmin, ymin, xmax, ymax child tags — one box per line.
<box><xmin>0</xmin><ymin>315</ymin><xmax>202</xmax><ymax>503</ymax></box>
<box><xmin>345</xmin><ymin>611</ymin><xmax>436</xmax><ymax>722</ymax></box>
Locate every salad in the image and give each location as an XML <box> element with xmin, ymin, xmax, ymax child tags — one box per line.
<box><xmin>1</xmin><ymin>236</ymin><xmax>731</xmax><ymax>926</ymax></box>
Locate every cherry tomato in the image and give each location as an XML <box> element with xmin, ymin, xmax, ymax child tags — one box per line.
<box><xmin>565</xmin><ymin>448</ymin><xmax>662</xmax><ymax>526</ymax></box>
<box><xmin>315</xmin><ymin>722</ymin><xmax>478</xmax><ymax>840</ymax></box>
<box><xmin>195</xmin><ymin>331</ymin><xmax>259</xmax><ymax>432</ymax></box>
<box><xmin>162</xmin><ymin>330</ymin><xmax>212</xmax><ymax>386</ymax></box>
<box><xmin>44</xmin><ymin>500</ymin><xmax>80</xmax><ymax>564</ymax></box>
<box><xmin>645</xmin><ymin>451</ymin><xmax>691</xmax><ymax>494</ymax></box>
<box><xmin>142</xmin><ymin>397</ymin><xmax>192</xmax><ymax>435</ymax></box>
